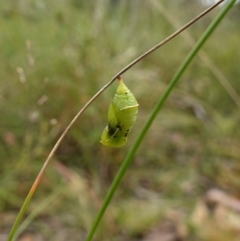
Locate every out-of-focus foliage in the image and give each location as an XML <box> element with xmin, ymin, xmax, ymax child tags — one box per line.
<box><xmin>0</xmin><ymin>0</ymin><xmax>240</xmax><ymax>240</ymax></box>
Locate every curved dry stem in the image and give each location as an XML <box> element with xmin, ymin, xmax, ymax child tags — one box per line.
<box><xmin>31</xmin><ymin>0</ymin><xmax>226</xmax><ymax>179</ymax></box>
<box><xmin>23</xmin><ymin>0</ymin><xmax>226</xmax><ymax>174</ymax></box>
<box><xmin>7</xmin><ymin>0</ymin><xmax>225</xmax><ymax>240</ymax></box>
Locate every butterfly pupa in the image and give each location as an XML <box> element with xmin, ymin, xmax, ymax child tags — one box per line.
<box><xmin>100</xmin><ymin>76</ymin><xmax>139</xmax><ymax>147</ymax></box>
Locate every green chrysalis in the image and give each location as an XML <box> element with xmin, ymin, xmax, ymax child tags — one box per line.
<box><xmin>100</xmin><ymin>76</ymin><xmax>139</xmax><ymax>147</ymax></box>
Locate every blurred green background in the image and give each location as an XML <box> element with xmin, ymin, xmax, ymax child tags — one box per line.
<box><xmin>1</xmin><ymin>0</ymin><xmax>240</xmax><ymax>240</ymax></box>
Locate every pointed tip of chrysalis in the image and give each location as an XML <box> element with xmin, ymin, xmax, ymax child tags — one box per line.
<box><xmin>117</xmin><ymin>76</ymin><xmax>123</xmax><ymax>83</ymax></box>
<box><xmin>116</xmin><ymin>76</ymin><xmax>127</xmax><ymax>94</ymax></box>
<box><xmin>117</xmin><ymin>76</ymin><xmax>124</xmax><ymax>88</ymax></box>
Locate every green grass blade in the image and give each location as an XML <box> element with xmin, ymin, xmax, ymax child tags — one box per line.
<box><xmin>8</xmin><ymin>188</ymin><xmax>35</xmax><ymax>241</ymax></box>
<box><xmin>85</xmin><ymin>1</ymin><xmax>237</xmax><ymax>241</ymax></box>
<box><xmin>12</xmin><ymin>187</ymin><xmax>63</xmax><ymax>241</ymax></box>
<box><xmin>7</xmin><ymin>182</ymin><xmax>61</xmax><ymax>241</ymax></box>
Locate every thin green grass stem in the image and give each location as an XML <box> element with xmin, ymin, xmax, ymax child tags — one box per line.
<box><xmin>12</xmin><ymin>187</ymin><xmax>63</xmax><ymax>241</ymax></box>
<box><xmin>85</xmin><ymin>1</ymin><xmax>236</xmax><ymax>240</ymax></box>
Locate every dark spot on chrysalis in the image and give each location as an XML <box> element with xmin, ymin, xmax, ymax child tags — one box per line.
<box><xmin>108</xmin><ymin>123</ymin><xmax>117</xmax><ymax>136</ymax></box>
<box><xmin>124</xmin><ymin>129</ymin><xmax>130</xmax><ymax>137</ymax></box>
<box><xmin>116</xmin><ymin>124</ymin><xmax>122</xmax><ymax>130</ymax></box>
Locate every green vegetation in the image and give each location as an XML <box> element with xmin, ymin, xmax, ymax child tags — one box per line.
<box><xmin>1</xmin><ymin>0</ymin><xmax>240</xmax><ymax>240</ymax></box>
